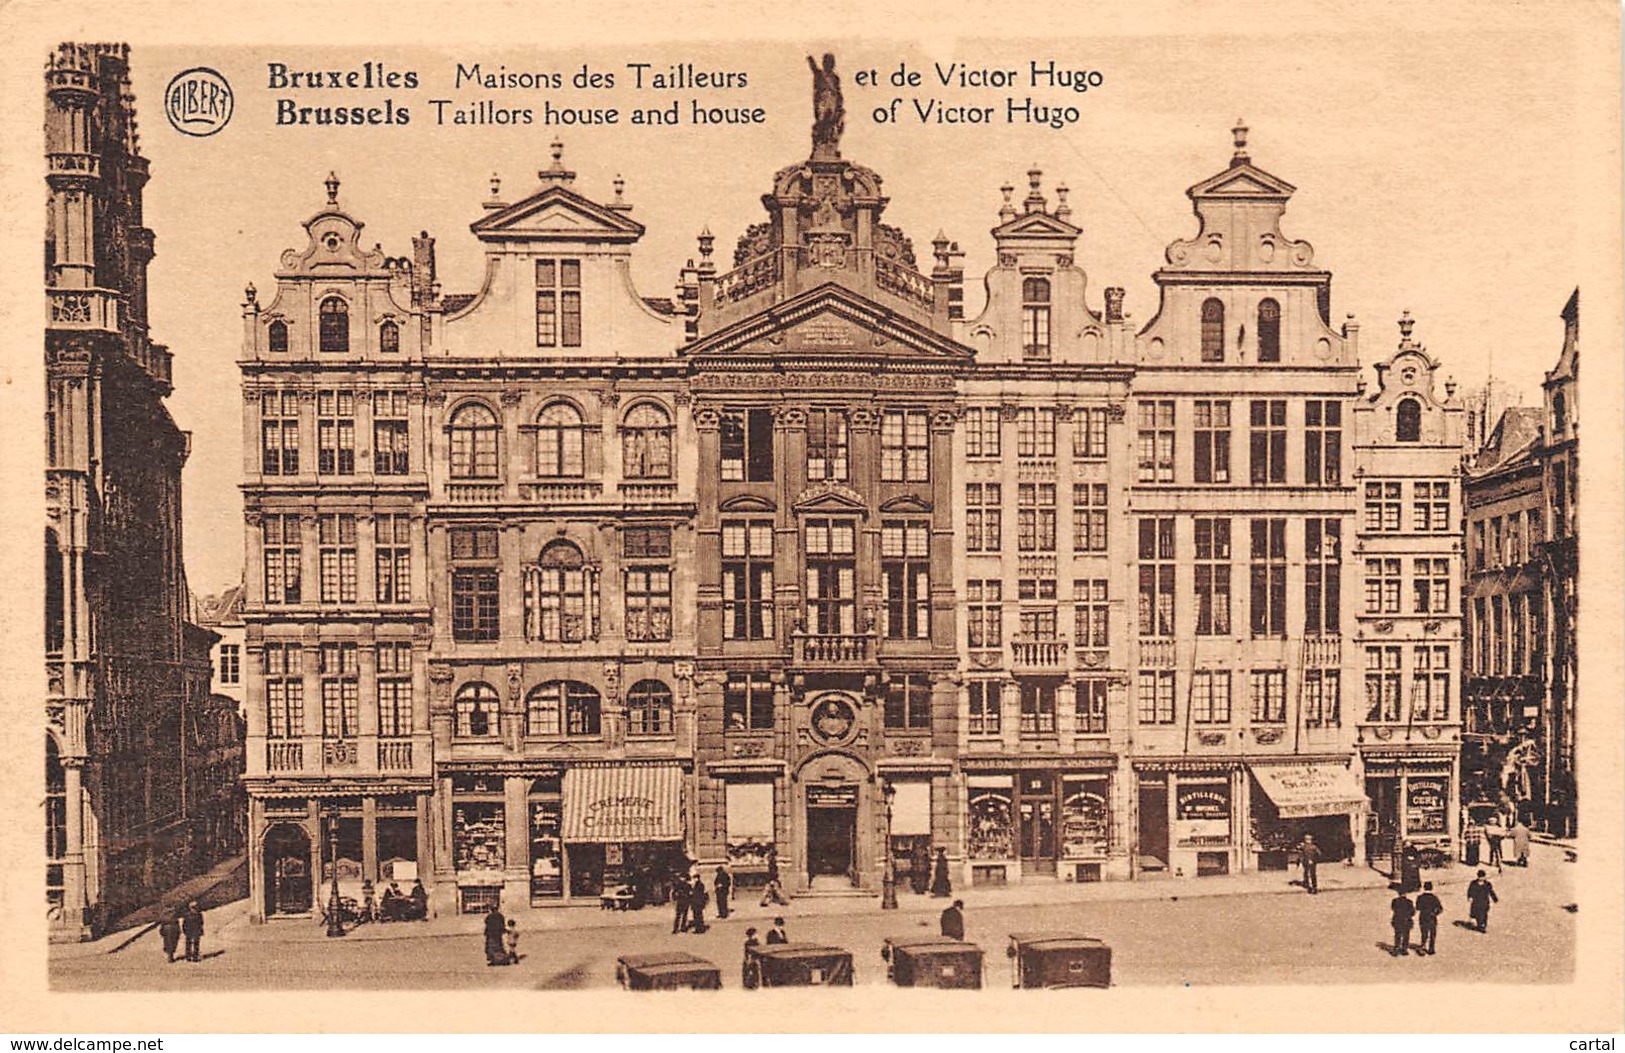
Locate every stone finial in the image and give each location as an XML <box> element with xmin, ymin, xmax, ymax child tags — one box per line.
<box><xmin>932</xmin><ymin>229</ymin><xmax>951</xmax><ymax>268</ymax></box>
<box><xmin>1104</xmin><ymin>287</ymin><xmax>1125</xmax><ymax>324</ymax></box>
<box><xmin>999</xmin><ymin>183</ymin><xmax>1016</xmax><ymax>221</ymax></box>
<box><xmin>1054</xmin><ymin>183</ymin><xmax>1071</xmax><ymax>221</ymax></box>
<box><xmin>1445</xmin><ymin>377</ymin><xmax>1458</xmax><ymax>399</ymax></box>
<box><xmin>613</xmin><ymin>175</ymin><xmax>625</xmax><ymax>203</ymax></box>
<box><xmin>539</xmin><ymin>138</ymin><xmax>575</xmax><ymax>186</ymax></box>
<box><xmin>489</xmin><ymin>172</ymin><xmax>501</xmax><ymax>199</ymax></box>
<box><xmin>697</xmin><ymin>226</ymin><xmax>714</xmax><ymax>260</ymax></box>
<box><xmin>244</xmin><ymin>282</ymin><xmax>257</xmax><ymax>305</ymax></box>
<box><xmin>324</xmin><ymin>171</ymin><xmax>340</xmax><ymax>205</ymax></box>
<box><xmin>1398</xmin><ymin>310</ymin><xmax>1415</xmax><ymax>340</ymax></box>
<box><xmin>1231</xmin><ymin>118</ymin><xmax>1250</xmax><ymax>166</ymax></box>
<box><xmin>1024</xmin><ymin>165</ymin><xmax>1046</xmax><ymax>213</ymax></box>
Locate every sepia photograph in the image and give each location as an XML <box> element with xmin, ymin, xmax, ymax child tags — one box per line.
<box><xmin>3</xmin><ymin>0</ymin><xmax>1621</xmax><ymax>1037</ymax></box>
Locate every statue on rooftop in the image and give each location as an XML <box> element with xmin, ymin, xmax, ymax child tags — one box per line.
<box><xmin>808</xmin><ymin>53</ymin><xmax>843</xmax><ymax>159</ymax></box>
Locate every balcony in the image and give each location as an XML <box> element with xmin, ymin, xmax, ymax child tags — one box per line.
<box><xmin>1011</xmin><ymin>637</ymin><xmax>1068</xmax><ymax>671</ymax></box>
<box><xmin>1303</xmin><ymin>634</ymin><xmax>1342</xmax><ymax>667</ymax></box>
<box><xmin>377</xmin><ymin>739</ymin><xmax>414</xmax><ymax>771</ymax></box>
<box><xmin>47</xmin><ymin>152</ymin><xmax>100</xmax><ymax>179</ymax></box>
<box><xmin>619</xmin><ymin>481</ymin><xmax>679</xmax><ymax>504</ymax></box>
<box><xmin>1138</xmin><ymin>638</ymin><xmax>1176</xmax><ymax>668</ymax></box>
<box><xmin>323</xmin><ymin>740</ymin><xmax>359</xmax><ymax>767</ymax></box>
<box><xmin>793</xmin><ymin>631</ymin><xmax>874</xmax><ymax>668</ymax></box>
<box><xmin>444</xmin><ymin>482</ymin><xmax>504</xmax><ymax>504</ymax></box>
<box><xmin>520</xmin><ymin>480</ymin><xmax>603</xmax><ymax>503</ymax></box>
<box><xmin>267</xmin><ymin>741</ymin><xmax>303</xmax><ymax>772</ymax></box>
<box><xmin>1017</xmin><ymin>460</ymin><xmax>1058</xmax><ymax>482</ymax></box>
<box><xmin>47</xmin><ymin>288</ymin><xmax>119</xmax><ymax>332</ymax></box>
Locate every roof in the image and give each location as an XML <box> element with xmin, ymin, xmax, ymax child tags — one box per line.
<box><xmin>641</xmin><ymin>297</ymin><xmax>677</xmax><ymax>316</ymax></box>
<box><xmin>196</xmin><ymin>584</ymin><xmax>244</xmax><ymax>626</ymax></box>
<box><xmin>440</xmin><ymin>293</ymin><xmax>477</xmax><ymax>313</ymax></box>
<box><xmin>1471</xmin><ymin>407</ymin><xmax>1543</xmax><ymax>474</ymax></box>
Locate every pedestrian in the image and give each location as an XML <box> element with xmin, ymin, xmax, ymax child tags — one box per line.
<box><xmin>1484</xmin><ymin>820</ymin><xmax>1506</xmax><ymax>872</ymax></box>
<box><xmin>671</xmin><ymin>873</ymin><xmax>692</xmax><ymax>934</ymax></box>
<box><xmin>1415</xmin><ymin>881</ymin><xmax>1443</xmax><ymax>956</ymax></box>
<box><xmin>380</xmin><ymin>881</ymin><xmax>401</xmax><ymax>921</ymax></box>
<box><xmin>765</xmin><ymin>846</ymin><xmax>781</xmax><ymax>887</ymax></box>
<box><xmin>1510</xmin><ymin>818</ymin><xmax>1531</xmax><ymax>867</ymax></box>
<box><xmin>158</xmin><ymin>911</ymin><xmax>181</xmax><ymax>963</ymax></box>
<box><xmin>766</xmin><ymin>917</ymin><xmax>788</xmax><ymax>945</ymax></box>
<box><xmin>1389</xmin><ymin>889</ymin><xmax>1415</xmax><ymax>956</ymax></box>
<box><xmin>930</xmin><ymin>847</ymin><xmax>952</xmax><ymax>898</ymax></box>
<box><xmin>407</xmin><ymin>879</ymin><xmax>428</xmax><ymax>920</ymax></box>
<box><xmin>690</xmin><ymin>875</ymin><xmax>710</xmax><ymax>934</ymax></box>
<box><xmin>1399</xmin><ymin>841</ymin><xmax>1422</xmax><ymax>893</ymax></box>
<box><xmin>742</xmin><ymin>927</ymin><xmax>761</xmax><ymax>990</ymax></box>
<box><xmin>940</xmin><ymin>898</ymin><xmax>965</xmax><ymax>940</ymax></box>
<box><xmin>1299</xmin><ymin>834</ymin><xmax>1320</xmax><ymax>894</ymax></box>
<box><xmin>483</xmin><ymin>902</ymin><xmax>507</xmax><ymax>965</ymax></box>
<box><xmin>714</xmin><ymin>865</ymin><xmax>732</xmax><ymax>920</ymax></box>
<box><xmin>502</xmin><ymin>919</ymin><xmax>521</xmax><ymax>964</ymax></box>
<box><xmin>181</xmin><ymin>900</ymin><xmax>205</xmax><ymax>962</ymax></box>
<box><xmin>1466</xmin><ymin>869</ymin><xmax>1499</xmax><ymax>933</ymax></box>
<box><xmin>911</xmin><ymin>841</ymin><xmax>930</xmax><ymax>895</ymax></box>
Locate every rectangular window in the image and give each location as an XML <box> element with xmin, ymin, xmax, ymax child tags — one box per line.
<box><xmin>1192</xmin><ymin>670</ymin><xmax>1232</xmax><ymax>724</ymax></box>
<box><xmin>218</xmin><ymin>643</ymin><xmax>241</xmax><ymax>685</ymax></box>
<box><xmin>1412</xmin><ymin>557</ymin><xmax>1450</xmax><ymax>615</ymax></box>
<box><xmin>1492</xmin><ymin>597</ymin><xmax>1506</xmax><ymax>675</ymax></box>
<box><xmin>1071</xmin><ymin>483</ymin><xmax>1108</xmax><ymax>553</ymax></box>
<box><xmin>1018</xmin><ymin>577</ymin><xmax>1057</xmax><ymax>602</ymax></box>
<box><xmin>1016</xmin><ymin>408</ymin><xmax>1056</xmax><ymax>459</ymax></box>
<box><xmin>535</xmin><ymin>258</ymin><xmax>582</xmax><ymax>348</ymax></box>
<box><xmin>1249</xmin><ymin>400</ymin><xmax>1287</xmax><ymax>485</ymax></box>
<box><xmin>1366</xmin><ymin>482</ymin><xmax>1403</xmax><ymax>532</ymax></box>
<box><xmin>320</xmin><ymin>642</ymin><xmax>359</xmax><ymax>740</ymax></box>
<box><xmin>720</xmin><ymin>408</ymin><xmax>775</xmax><ymax>482</ymax></box>
<box><xmin>317</xmin><ymin>514</ymin><xmax>358</xmax><ymax>604</ymax></box>
<box><xmin>1137</xmin><ymin>670</ymin><xmax>1176</xmax><ymax>725</ymax></box>
<box><xmin>1365</xmin><ymin>558</ymin><xmax>1401</xmax><ymax>614</ymax></box>
<box><xmin>372</xmin><ymin>391</ymin><xmax>410</xmax><ymax>475</ymax></box>
<box><xmin>1364</xmin><ymin>646</ymin><xmax>1403</xmax><ymax>722</ymax></box>
<box><xmin>1075</xmin><ymin>679</ymin><xmax>1109</xmax><ymax>734</ymax></box>
<box><xmin>624</xmin><ymin>561</ymin><xmax>672</xmax><ymax>643</ymax></box>
<box><xmin>966</xmin><ymin>579</ymin><xmax>1003</xmax><ymax>650</ymax></box>
<box><xmin>805</xmin><ymin>518</ymin><xmax>858</xmax><ymax>634</ymax></box>
<box><xmin>1193</xmin><ymin>400</ymin><xmax>1231</xmax><ymax>484</ymax></box>
<box><xmin>1489</xmin><ymin>517</ymin><xmax>1504</xmax><ymax>568</ymax></box>
<box><xmin>1249</xmin><ymin>669</ymin><xmax>1286</xmax><ymax>724</ymax></box>
<box><xmin>1018</xmin><ymin>607</ymin><xmax>1058</xmax><ymax>641</ymax></box>
<box><xmin>1474</xmin><ymin>598</ymin><xmax>1489</xmax><ymax>675</ymax></box>
<box><xmin>1194</xmin><ymin>518</ymin><xmax>1232</xmax><ymax>636</ymax></box>
<box><xmin>317</xmin><ymin>390</ymin><xmax>356</xmax><ymax>476</ymax></box>
<box><xmin>881</xmin><ymin>409</ymin><xmax>930</xmax><ymax>482</ymax></box>
<box><xmin>1510</xmin><ymin>593</ymin><xmax>1527</xmax><ymax>675</ymax></box>
<box><xmin>1136</xmin><ymin>400</ymin><xmax>1175</xmax><ymax>482</ymax></box>
<box><xmin>1304</xmin><ymin>669</ymin><xmax>1341</xmax><ymax>728</ymax></box>
<box><xmin>1073</xmin><ymin>407</ymin><xmax>1108</xmax><ymax>460</ymax></box>
<box><xmin>1526</xmin><ymin>507</ymin><xmax>1544</xmax><ymax>549</ymax></box>
<box><xmin>1304</xmin><ymin>518</ymin><xmax>1341</xmax><ymax>634</ymax></box>
<box><xmin>1248</xmin><ymin>518</ymin><xmax>1287</xmax><ymax>637</ymax></box>
<box><xmin>884</xmin><ymin>673</ymin><xmax>932</xmax><ymax>730</ymax></box>
<box><xmin>375</xmin><ymin>513</ymin><xmax>412</xmax><ymax>604</ymax></box>
<box><xmin>1471</xmin><ymin>521</ymin><xmax>1486</xmax><ymax>571</ymax></box>
<box><xmin>965</xmin><ymin>407</ymin><xmax>1001</xmax><ymax>459</ymax></box>
<box><xmin>965</xmin><ymin>483</ymin><xmax>1002</xmax><ymax>553</ymax></box>
<box><xmin>1505</xmin><ymin>513</ymin><xmax>1523</xmax><ymax>566</ymax></box>
<box><xmin>264</xmin><ymin>644</ymin><xmax>303</xmax><ymax>739</ymax></box>
<box><xmin>1019</xmin><ymin>681</ymin><xmax>1057</xmax><ymax>734</ymax></box>
<box><xmin>262</xmin><ymin>514</ymin><xmax>302</xmax><ymax>605</ymax></box>
<box><xmin>376</xmin><ymin>642</ymin><xmax>413</xmax><ymax>737</ymax></box>
<box><xmin>724</xmin><ymin>672</ymin><xmax>774</xmax><ymax>731</ymax></box>
<box><xmin>261</xmin><ymin>391</ymin><xmax>300</xmax><ymax>476</ymax></box>
<box><xmin>451</xmin><ymin>527</ymin><xmax>500</xmax><ymax>642</ymax></box>
<box><xmin>721</xmin><ymin>520</ymin><xmax>774</xmax><ymax>641</ymax></box>
<box><xmin>882</xmin><ymin>520</ymin><xmax>931</xmax><ymax>640</ymax></box>
<box><xmin>1304</xmin><ymin>400</ymin><xmax>1342</xmax><ymax>485</ymax></box>
<box><xmin>1413</xmin><ymin>481</ymin><xmax>1450</xmax><ymax>533</ymax></box>
<box><xmin>1017</xmin><ymin>483</ymin><xmax>1057</xmax><ymax>552</ymax></box>
<box><xmin>968</xmin><ymin>681</ymin><xmax>1002</xmax><ymax>736</ymax></box>
<box><xmin>1073</xmin><ymin>579</ymin><xmax>1109</xmax><ymax>649</ymax></box>
<box><xmin>806</xmin><ymin>408</ymin><xmax>850</xmax><ymax>482</ymax></box>
<box><xmin>1411</xmin><ymin>645</ymin><xmax>1450</xmax><ymax>722</ymax></box>
<box><xmin>1137</xmin><ymin>517</ymin><xmax>1175</xmax><ymax>636</ymax></box>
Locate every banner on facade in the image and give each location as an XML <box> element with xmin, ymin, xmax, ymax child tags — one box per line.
<box><xmin>561</xmin><ymin>764</ymin><xmax>684</xmax><ymax>843</ymax></box>
<box><xmin>1251</xmin><ymin>761</ymin><xmax>1366</xmax><ymax>820</ymax></box>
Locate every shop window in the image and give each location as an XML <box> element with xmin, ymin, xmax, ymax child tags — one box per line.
<box><xmin>622</xmin><ymin>402</ymin><xmax>674</xmax><ymax>479</ymax></box>
<box><xmin>725</xmin><ymin>782</ymin><xmax>775</xmax><ymax>869</ymax></box>
<box><xmin>319</xmin><ymin>297</ymin><xmax>349</xmax><ymax>352</ymax></box>
<box><xmin>1200</xmin><ymin>298</ymin><xmax>1224</xmax><ymax>362</ymax></box>
<box><xmin>1396</xmin><ymin>398</ymin><xmax>1422</xmax><ymax>443</ymax></box>
<box><xmin>535</xmin><ymin>401</ymin><xmax>586</xmax><ymax>478</ymax></box>
<box><xmin>1256</xmin><ymin>298</ymin><xmax>1280</xmax><ymax>362</ymax></box>
<box><xmin>455</xmin><ymin>682</ymin><xmax>500</xmax><ymax>737</ymax></box>
<box><xmin>452</xmin><ymin>803</ymin><xmax>505</xmax><ymax>872</ymax></box>
<box><xmin>626</xmin><ymin>679</ymin><xmax>673</xmax><ymax>737</ymax></box>
<box><xmin>967</xmin><ymin>785</ymin><xmax>1014</xmax><ymax>860</ymax></box>
<box><xmin>448</xmin><ymin>402</ymin><xmax>500</xmax><ymax>479</ymax></box>
<box><xmin>1061</xmin><ymin>778</ymin><xmax>1110</xmax><ymax>859</ymax></box>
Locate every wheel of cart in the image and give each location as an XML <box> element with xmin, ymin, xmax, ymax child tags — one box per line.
<box><xmin>1007</xmin><ymin>932</ymin><xmax>1112</xmax><ymax>989</ymax></box>
<box><xmin>616</xmin><ymin>951</ymin><xmax>722</xmax><ymax>990</ymax></box>
<box><xmin>881</xmin><ymin>937</ymin><xmax>983</xmax><ymax>988</ymax></box>
<box><xmin>748</xmin><ymin>944</ymin><xmax>854</xmax><ymax>987</ymax></box>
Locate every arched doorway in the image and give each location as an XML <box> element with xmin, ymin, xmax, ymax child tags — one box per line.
<box><xmin>263</xmin><ymin>823</ymin><xmax>312</xmax><ymax>916</ymax></box>
<box><xmin>795</xmin><ymin>748</ymin><xmax>871</xmax><ymax>891</ymax></box>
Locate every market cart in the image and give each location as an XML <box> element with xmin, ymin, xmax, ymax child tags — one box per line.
<box><xmin>749</xmin><ymin>943</ymin><xmax>854</xmax><ymax>987</ymax></box>
<box><xmin>881</xmin><ymin>937</ymin><xmax>983</xmax><ymax>989</ymax></box>
<box><xmin>1007</xmin><ymin>931</ymin><xmax>1112</xmax><ymax>989</ymax></box>
<box><xmin>616</xmin><ymin>951</ymin><xmax>723</xmax><ymax>990</ymax></box>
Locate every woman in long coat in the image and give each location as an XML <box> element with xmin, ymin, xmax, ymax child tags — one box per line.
<box><xmin>929</xmin><ymin>847</ymin><xmax>952</xmax><ymax>898</ymax></box>
<box><xmin>483</xmin><ymin>905</ymin><xmax>508</xmax><ymax>965</ymax></box>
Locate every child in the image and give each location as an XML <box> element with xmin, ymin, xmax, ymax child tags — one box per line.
<box><xmin>502</xmin><ymin>918</ymin><xmax>520</xmax><ymax>964</ymax></box>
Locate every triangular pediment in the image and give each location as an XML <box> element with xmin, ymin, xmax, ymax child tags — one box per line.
<box><xmin>470</xmin><ymin>186</ymin><xmax>645</xmax><ymax>242</ymax></box>
<box><xmin>1188</xmin><ymin>162</ymin><xmax>1297</xmax><ymax>200</ymax></box>
<box><xmin>991</xmin><ymin>210</ymin><xmax>1082</xmax><ymax>239</ymax></box>
<box><xmin>685</xmin><ymin>282</ymin><xmax>974</xmax><ymax>363</ymax></box>
<box><xmin>793</xmin><ymin>482</ymin><xmax>868</xmax><ymax>515</ymax></box>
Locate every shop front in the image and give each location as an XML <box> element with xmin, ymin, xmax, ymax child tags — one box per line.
<box><xmin>1362</xmin><ymin>752</ymin><xmax>1456</xmax><ymax>868</ymax></box>
<box><xmin>963</xmin><ymin>761</ymin><xmax>1117</xmax><ymax>884</ymax></box>
<box><xmin>1247</xmin><ymin>760</ymin><xmax>1365</xmax><ymax>871</ymax></box>
<box><xmin>561</xmin><ymin>762</ymin><xmax>688</xmax><ymax>902</ymax></box>
<box><xmin>1134</xmin><ymin>763</ymin><xmax>1241</xmax><ymax>879</ymax></box>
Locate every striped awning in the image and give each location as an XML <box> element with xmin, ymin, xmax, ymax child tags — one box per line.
<box><xmin>562</xmin><ymin>764</ymin><xmax>684</xmax><ymax>843</ymax></box>
<box><xmin>1251</xmin><ymin>761</ymin><xmax>1366</xmax><ymax>819</ymax></box>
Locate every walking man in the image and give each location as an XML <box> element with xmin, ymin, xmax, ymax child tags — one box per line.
<box><xmin>690</xmin><ymin>874</ymin><xmax>710</xmax><ymax>934</ymax></box>
<box><xmin>158</xmin><ymin>911</ymin><xmax>182</xmax><ymax>963</ymax></box>
<box><xmin>1415</xmin><ymin>881</ymin><xmax>1443</xmax><ymax>955</ymax></box>
<box><xmin>1299</xmin><ymin>834</ymin><xmax>1320</xmax><ymax>894</ymax></box>
<box><xmin>766</xmin><ymin>916</ymin><xmax>788</xmax><ymax>945</ymax></box>
<box><xmin>714</xmin><ymin>865</ymin><xmax>732</xmax><ymax>920</ymax></box>
<box><xmin>671</xmin><ymin>873</ymin><xmax>692</xmax><ymax>934</ymax></box>
<box><xmin>1389</xmin><ymin>889</ymin><xmax>1415</xmax><ymax>956</ymax></box>
<box><xmin>1484</xmin><ymin>820</ymin><xmax>1506</xmax><ymax>872</ymax></box>
<box><xmin>1466</xmin><ymin>869</ymin><xmax>1499</xmax><ymax>932</ymax></box>
<box><xmin>939</xmin><ymin>899</ymin><xmax>965</xmax><ymax>940</ymax></box>
<box><xmin>742</xmin><ymin>927</ymin><xmax>761</xmax><ymax>989</ymax></box>
<box><xmin>181</xmin><ymin>900</ymin><xmax>205</xmax><ymax>962</ymax></box>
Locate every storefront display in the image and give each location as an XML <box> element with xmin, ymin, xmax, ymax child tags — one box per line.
<box><xmin>1173</xmin><ymin>781</ymin><xmax>1231</xmax><ymax>849</ymax></box>
<box><xmin>529</xmin><ymin>800</ymin><xmax>563</xmax><ymax>901</ymax></box>
<box><xmin>1060</xmin><ymin>778</ymin><xmax>1110</xmax><ymax>859</ymax></box>
<box><xmin>725</xmin><ymin>781</ymin><xmax>776</xmax><ymax>872</ymax></box>
<box><xmin>967</xmin><ymin>786</ymin><xmax>1013</xmax><ymax>861</ymax></box>
<box><xmin>452</xmin><ymin>804</ymin><xmax>505</xmax><ymax>873</ymax></box>
<box><xmin>1405</xmin><ymin>777</ymin><xmax>1448</xmax><ymax>837</ymax></box>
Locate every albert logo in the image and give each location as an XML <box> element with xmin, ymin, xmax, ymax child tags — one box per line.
<box><xmin>164</xmin><ymin>67</ymin><xmax>233</xmax><ymax>136</ymax></box>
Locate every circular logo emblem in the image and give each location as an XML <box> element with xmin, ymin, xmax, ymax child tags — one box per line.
<box><xmin>164</xmin><ymin>67</ymin><xmax>233</xmax><ymax>137</ymax></box>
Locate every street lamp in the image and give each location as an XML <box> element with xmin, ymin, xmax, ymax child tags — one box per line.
<box><xmin>880</xmin><ymin>778</ymin><xmax>898</xmax><ymax>910</ymax></box>
<box><xmin>323</xmin><ymin>804</ymin><xmax>345</xmax><ymax>938</ymax></box>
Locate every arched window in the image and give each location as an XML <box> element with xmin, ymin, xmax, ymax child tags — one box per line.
<box><xmin>1257</xmin><ymin>298</ymin><xmax>1281</xmax><ymax>362</ymax></box>
<box><xmin>525</xmin><ymin>683</ymin><xmax>562</xmax><ymax>737</ymax></box>
<box><xmin>454</xmin><ymin>682</ymin><xmax>500</xmax><ymax>737</ymax></box>
<box><xmin>449</xmin><ymin>402</ymin><xmax>499</xmax><ymax>479</ymax></box>
<box><xmin>564</xmin><ymin>681</ymin><xmax>601</xmax><ymax>737</ymax></box>
<box><xmin>45</xmin><ymin>737</ymin><xmax>66</xmax><ymax>861</ymax></box>
<box><xmin>268</xmin><ymin>319</ymin><xmax>289</xmax><ymax>353</ymax></box>
<box><xmin>535</xmin><ymin>402</ymin><xmax>585</xmax><ymax>478</ymax></box>
<box><xmin>379</xmin><ymin>320</ymin><xmax>400</xmax><ymax>354</ymax></box>
<box><xmin>627</xmin><ymin>679</ymin><xmax>674</xmax><ymax>737</ymax></box>
<box><xmin>622</xmin><ymin>403</ymin><xmax>673</xmax><ymax>479</ymax></box>
<box><xmin>1396</xmin><ymin>398</ymin><xmax>1422</xmax><ymax>443</ymax></box>
<box><xmin>319</xmin><ymin>297</ymin><xmax>349</xmax><ymax>353</ymax></box>
<box><xmin>1022</xmin><ymin>277</ymin><xmax>1051</xmax><ymax>360</ymax></box>
<box><xmin>1200</xmin><ymin>298</ymin><xmax>1225</xmax><ymax>362</ymax></box>
<box><xmin>526</xmin><ymin>680</ymin><xmax>601</xmax><ymax>737</ymax></box>
<box><xmin>1552</xmin><ymin>392</ymin><xmax>1567</xmax><ymax>435</ymax></box>
<box><xmin>535</xmin><ymin>542</ymin><xmax>587</xmax><ymax>641</ymax></box>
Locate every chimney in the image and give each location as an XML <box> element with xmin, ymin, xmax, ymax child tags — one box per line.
<box><xmin>412</xmin><ymin>231</ymin><xmax>436</xmax><ymax>307</ymax></box>
<box><xmin>1104</xmin><ymin>287</ymin><xmax>1125</xmax><ymax>324</ymax></box>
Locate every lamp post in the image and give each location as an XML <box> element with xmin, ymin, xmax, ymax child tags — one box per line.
<box><xmin>323</xmin><ymin>804</ymin><xmax>345</xmax><ymax>937</ymax></box>
<box><xmin>880</xmin><ymin>778</ymin><xmax>898</xmax><ymax>910</ymax></box>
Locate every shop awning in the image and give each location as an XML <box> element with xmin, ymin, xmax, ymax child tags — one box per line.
<box><xmin>562</xmin><ymin>764</ymin><xmax>684</xmax><ymax>843</ymax></box>
<box><xmin>1250</xmin><ymin>762</ymin><xmax>1366</xmax><ymax>819</ymax></box>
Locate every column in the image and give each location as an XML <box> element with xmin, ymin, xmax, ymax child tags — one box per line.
<box><xmin>62</xmin><ymin>758</ymin><xmax>87</xmax><ymax>932</ymax></box>
<box><xmin>362</xmin><ymin>796</ymin><xmax>379</xmax><ymax>883</ymax></box>
<box><xmin>504</xmin><ymin>775</ymin><xmax>529</xmax><ymax>908</ymax></box>
<box><xmin>415</xmin><ymin>793</ymin><xmax>434</xmax><ymax>912</ymax></box>
<box><xmin>307</xmin><ymin>798</ymin><xmax>323</xmax><ymax>920</ymax></box>
<box><xmin>248</xmin><ymin>796</ymin><xmax>266</xmax><ymax>923</ymax></box>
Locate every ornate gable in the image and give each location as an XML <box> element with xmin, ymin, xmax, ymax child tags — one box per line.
<box><xmin>469</xmin><ymin>185</ymin><xmax>645</xmax><ymax>243</ymax></box>
<box><xmin>685</xmin><ymin>282</ymin><xmax>974</xmax><ymax>364</ymax></box>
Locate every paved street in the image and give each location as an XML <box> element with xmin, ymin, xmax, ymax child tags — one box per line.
<box><xmin>50</xmin><ymin>844</ymin><xmax>1575</xmax><ymax>991</ymax></box>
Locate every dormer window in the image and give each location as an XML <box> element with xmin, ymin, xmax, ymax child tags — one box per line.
<box><xmin>536</xmin><ymin>259</ymin><xmax>582</xmax><ymax>348</ymax></box>
<box><xmin>1022</xmin><ymin>277</ymin><xmax>1051</xmax><ymax>360</ymax></box>
<box><xmin>268</xmin><ymin>319</ymin><xmax>289</xmax><ymax>353</ymax></box>
<box><xmin>1200</xmin><ymin>298</ymin><xmax>1224</xmax><ymax>362</ymax></box>
<box><xmin>1396</xmin><ymin>398</ymin><xmax>1422</xmax><ymax>443</ymax></box>
<box><xmin>1257</xmin><ymin>298</ymin><xmax>1281</xmax><ymax>362</ymax></box>
<box><xmin>319</xmin><ymin>297</ymin><xmax>349</xmax><ymax>353</ymax></box>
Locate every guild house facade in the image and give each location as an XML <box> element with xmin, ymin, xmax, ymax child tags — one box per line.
<box><xmin>242</xmin><ymin>60</ymin><xmax>1472</xmax><ymax>919</ymax></box>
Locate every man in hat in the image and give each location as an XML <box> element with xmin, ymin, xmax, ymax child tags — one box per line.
<box><xmin>766</xmin><ymin>917</ymin><xmax>788</xmax><ymax>945</ymax></box>
<box><xmin>1299</xmin><ymin>834</ymin><xmax>1320</xmax><ymax>894</ymax></box>
<box><xmin>181</xmin><ymin>900</ymin><xmax>205</xmax><ymax>962</ymax></box>
<box><xmin>1389</xmin><ymin>889</ymin><xmax>1415</xmax><ymax>956</ymax></box>
<box><xmin>939</xmin><ymin>899</ymin><xmax>965</xmax><ymax>940</ymax></box>
<box><xmin>1415</xmin><ymin>881</ymin><xmax>1443</xmax><ymax>955</ymax></box>
<box><xmin>1467</xmin><ymin>869</ymin><xmax>1499</xmax><ymax>932</ymax></box>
